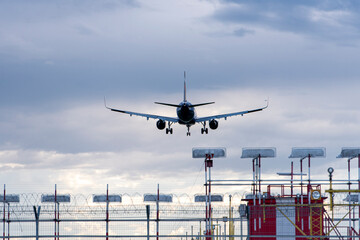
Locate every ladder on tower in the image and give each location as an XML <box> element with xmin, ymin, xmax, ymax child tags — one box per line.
<box><xmin>310</xmin><ymin>205</ymin><xmax>323</xmax><ymax>240</ymax></box>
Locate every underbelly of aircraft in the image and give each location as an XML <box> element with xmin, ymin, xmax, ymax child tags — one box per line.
<box><xmin>178</xmin><ymin>119</ymin><xmax>195</xmax><ymax>125</ymax></box>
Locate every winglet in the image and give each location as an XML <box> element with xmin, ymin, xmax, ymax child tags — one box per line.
<box><xmin>104</xmin><ymin>96</ymin><xmax>110</xmax><ymax>109</ymax></box>
<box><xmin>265</xmin><ymin>97</ymin><xmax>269</xmax><ymax>108</ymax></box>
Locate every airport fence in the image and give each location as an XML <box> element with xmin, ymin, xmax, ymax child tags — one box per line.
<box><xmin>0</xmin><ymin>192</ymin><xmax>358</xmax><ymax>239</ymax></box>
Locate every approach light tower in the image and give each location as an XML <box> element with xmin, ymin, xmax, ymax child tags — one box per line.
<box><xmin>241</xmin><ymin>147</ymin><xmax>276</xmax><ymax>200</ymax></box>
<box><xmin>336</xmin><ymin>148</ymin><xmax>360</xmax><ymax>235</ymax></box>
<box><xmin>192</xmin><ymin>147</ymin><xmax>226</xmax><ymax>240</ymax></box>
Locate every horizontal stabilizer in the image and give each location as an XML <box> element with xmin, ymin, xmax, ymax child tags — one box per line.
<box><xmin>190</xmin><ymin>102</ymin><xmax>215</xmax><ymax>107</ymax></box>
<box><xmin>154</xmin><ymin>102</ymin><xmax>181</xmax><ymax>107</ymax></box>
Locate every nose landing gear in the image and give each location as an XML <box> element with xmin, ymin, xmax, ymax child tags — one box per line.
<box><xmin>186</xmin><ymin>126</ymin><xmax>191</xmax><ymax>136</ymax></box>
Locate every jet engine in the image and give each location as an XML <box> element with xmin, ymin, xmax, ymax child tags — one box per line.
<box><xmin>209</xmin><ymin>119</ymin><xmax>218</xmax><ymax>130</ymax></box>
<box><xmin>156</xmin><ymin>119</ymin><xmax>166</xmax><ymax>130</ymax></box>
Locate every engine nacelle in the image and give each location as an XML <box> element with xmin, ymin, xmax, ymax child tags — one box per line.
<box><xmin>156</xmin><ymin>119</ymin><xmax>166</xmax><ymax>130</ymax></box>
<box><xmin>209</xmin><ymin>119</ymin><xmax>218</xmax><ymax>130</ymax></box>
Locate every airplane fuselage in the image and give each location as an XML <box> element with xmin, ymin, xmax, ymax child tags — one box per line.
<box><xmin>177</xmin><ymin>101</ymin><xmax>196</xmax><ymax>125</ymax></box>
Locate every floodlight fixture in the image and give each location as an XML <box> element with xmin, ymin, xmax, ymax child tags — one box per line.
<box><xmin>194</xmin><ymin>194</ymin><xmax>223</xmax><ymax>202</ymax></box>
<box><xmin>93</xmin><ymin>195</ymin><xmax>122</xmax><ymax>203</ymax></box>
<box><xmin>239</xmin><ymin>204</ymin><xmax>247</xmax><ymax>217</ymax></box>
<box><xmin>311</xmin><ymin>190</ymin><xmax>321</xmax><ymax>200</ymax></box>
<box><xmin>192</xmin><ymin>148</ymin><xmax>226</xmax><ymax>158</ymax></box>
<box><xmin>328</xmin><ymin>167</ymin><xmax>334</xmax><ymax>174</ymax></box>
<box><xmin>41</xmin><ymin>194</ymin><xmax>70</xmax><ymax>203</ymax></box>
<box><xmin>0</xmin><ymin>195</ymin><xmax>19</xmax><ymax>203</ymax></box>
<box><xmin>241</xmin><ymin>148</ymin><xmax>276</xmax><ymax>158</ymax></box>
<box><xmin>344</xmin><ymin>194</ymin><xmax>359</xmax><ymax>203</ymax></box>
<box><xmin>144</xmin><ymin>194</ymin><xmax>173</xmax><ymax>203</ymax></box>
<box><xmin>289</xmin><ymin>147</ymin><xmax>326</xmax><ymax>158</ymax></box>
<box><xmin>337</xmin><ymin>148</ymin><xmax>360</xmax><ymax>159</ymax></box>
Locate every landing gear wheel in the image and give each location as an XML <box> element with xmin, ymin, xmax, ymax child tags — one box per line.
<box><xmin>166</xmin><ymin>122</ymin><xmax>173</xmax><ymax>135</ymax></box>
<box><xmin>187</xmin><ymin>132</ymin><xmax>191</xmax><ymax>136</ymax></box>
<box><xmin>201</xmin><ymin>128</ymin><xmax>208</xmax><ymax>134</ymax></box>
<box><xmin>201</xmin><ymin>122</ymin><xmax>208</xmax><ymax>135</ymax></box>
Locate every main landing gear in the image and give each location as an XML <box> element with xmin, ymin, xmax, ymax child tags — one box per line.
<box><xmin>201</xmin><ymin>122</ymin><xmax>208</xmax><ymax>134</ymax></box>
<box><xmin>166</xmin><ymin>122</ymin><xmax>173</xmax><ymax>134</ymax></box>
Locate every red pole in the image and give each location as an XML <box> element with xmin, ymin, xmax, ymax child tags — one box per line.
<box><xmin>157</xmin><ymin>184</ymin><xmax>159</xmax><ymax>240</ymax></box>
<box><xmin>308</xmin><ymin>154</ymin><xmax>311</xmax><ymax>186</ymax></box>
<box><xmin>358</xmin><ymin>154</ymin><xmax>360</xmax><ymax>235</ymax></box>
<box><xmin>208</xmin><ymin>154</ymin><xmax>213</xmax><ymax>240</ymax></box>
<box><xmin>106</xmin><ymin>184</ymin><xmax>109</xmax><ymax>240</ymax></box>
<box><xmin>57</xmin><ymin>202</ymin><xmax>59</xmax><ymax>240</ymax></box>
<box><xmin>308</xmin><ymin>155</ymin><xmax>311</xmax><ymax>204</ymax></box>
<box><xmin>205</xmin><ymin>157</ymin><xmax>208</xmax><ymax>237</ymax></box>
<box><xmin>54</xmin><ymin>184</ymin><xmax>57</xmax><ymax>240</ymax></box>
<box><xmin>3</xmin><ymin>185</ymin><xmax>5</xmax><ymax>240</ymax></box>
<box><xmin>204</xmin><ymin>156</ymin><xmax>208</xmax><ymax>239</ymax></box>
<box><xmin>252</xmin><ymin>159</ymin><xmax>255</xmax><ymax>195</ymax></box>
<box><xmin>348</xmin><ymin>158</ymin><xmax>351</xmax><ymax>239</ymax></box>
<box><xmin>300</xmin><ymin>158</ymin><xmax>303</xmax><ymax>204</ymax></box>
<box><xmin>209</xmin><ymin>163</ymin><xmax>211</xmax><ymax>240</ymax></box>
<box><xmin>205</xmin><ymin>154</ymin><xmax>213</xmax><ymax>240</ymax></box>
<box><xmin>7</xmin><ymin>202</ymin><xmax>9</xmax><ymax>240</ymax></box>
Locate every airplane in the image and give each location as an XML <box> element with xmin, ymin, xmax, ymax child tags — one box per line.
<box><xmin>104</xmin><ymin>73</ymin><xmax>268</xmax><ymax>136</ymax></box>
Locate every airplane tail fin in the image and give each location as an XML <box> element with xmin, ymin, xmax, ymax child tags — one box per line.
<box><xmin>184</xmin><ymin>71</ymin><xmax>187</xmax><ymax>102</ymax></box>
<box><xmin>155</xmin><ymin>72</ymin><xmax>215</xmax><ymax>108</ymax></box>
<box><xmin>183</xmin><ymin>71</ymin><xmax>215</xmax><ymax>107</ymax></box>
<box><xmin>154</xmin><ymin>71</ymin><xmax>188</xmax><ymax>108</ymax></box>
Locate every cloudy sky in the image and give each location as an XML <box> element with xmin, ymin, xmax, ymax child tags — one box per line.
<box><xmin>1</xmin><ymin>0</ymin><xmax>360</xmax><ymax>196</ymax></box>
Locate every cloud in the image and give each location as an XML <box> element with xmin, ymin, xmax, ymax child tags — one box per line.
<box><xmin>0</xmin><ymin>0</ymin><xmax>140</xmax><ymax>63</ymax></box>
<box><xmin>0</xmin><ymin>0</ymin><xmax>360</xmax><ymax>195</ymax></box>
<box><xmin>1</xmin><ymin>84</ymin><xmax>360</xmax><ymax>193</ymax></box>
<box><xmin>233</xmin><ymin>27</ymin><xmax>254</xmax><ymax>37</ymax></box>
<box><xmin>0</xmin><ymin>0</ymin><xmax>140</xmax><ymax>22</ymax></box>
<box><xmin>74</xmin><ymin>25</ymin><xmax>98</xmax><ymax>36</ymax></box>
<box><xmin>1</xmin><ymin>0</ymin><xmax>360</xmax><ymax>112</ymax></box>
<box><xmin>212</xmin><ymin>0</ymin><xmax>360</xmax><ymax>43</ymax></box>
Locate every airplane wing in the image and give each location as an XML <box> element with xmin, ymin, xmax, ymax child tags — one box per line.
<box><xmin>104</xmin><ymin>98</ymin><xmax>178</xmax><ymax>123</ymax></box>
<box><xmin>195</xmin><ymin>100</ymin><xmax>268</xmax><ymax>123</ymax></box>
